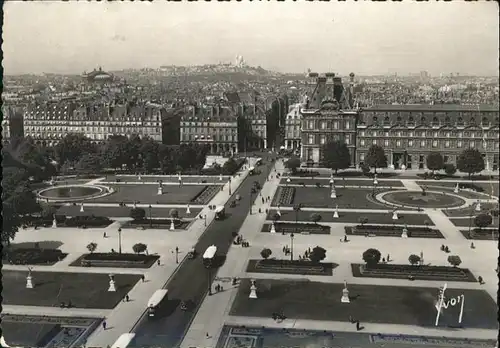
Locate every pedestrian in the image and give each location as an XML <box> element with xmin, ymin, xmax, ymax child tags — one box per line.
<box><xmin>157</xmin><ymin>259</ymin><xmax>161</xmax><ymax>266</ymax></box>
<box><xmin>356</xmin><ymin>321</ymin><xmax>361</xmax><ymax>331</ymax></box>
<box><xmin>103</xmin><ymin>232</ymin><xmax>107</xmax><ymax>238</ymax></box>
<box><xmin>206</xmin><ymin>332</ymin><xmax>209</xmax><ymax>338</ymax></box>
<box><xmin>102</xmin><ymin>321</ymin><xmax>107</xmax><ymax>330</ymax></box>
<box><xmin>283</xmin><ymin>246</ymin><xmax>286</xmax><ymax>253</ymax></box>
<box><xmin>141</xmin><ymin>275</ymin><xmax>145</xmax><ymax>282</ymax></box>
<box><xmin>387</xmin><ymin>254</ymin><xmax>390</xmax><ymax>262</ymax></box>
<box><xmin>220</xmin><ymin>285</ymin><xmax>224</xmax><ymax>291</ymax></box>
<box><xmin>125</xmin><ymin>294</ymin><xmax>130</xmax><ymax>302</ymax></box>
<box><xmin>382</xmin><ymin>257</ymin><xmax>386</xmax><ymax>263</ymax></box>
<box><xmin>349</xmin><ymin>315</ymin><xmax>353</xmax><ymax>323</ymax></box>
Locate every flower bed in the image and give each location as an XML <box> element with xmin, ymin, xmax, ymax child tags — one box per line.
<box><xmin>351</xmin><ymin>263</ymin><xmax>477</xmax><ymax>282</ymax></box>
<box><xmin>246</xmin><ymin>259</ymin><xmax>335</xmax><ymax>276</ymax></box>
<box><xmin>191</xmin><ymin>185</ymin><xmax>219</xmax><ymax>204</ymax></box>
<box><xmin>64</xmin><ymin>215</ymin><xmax>112</xmax><ymax>228</ymax></box>
<box><xmin>3</xmin><ymin>248</ymin><xmax>68</xmax><ymax>265</ymax></box>
<box><xmin>70</xmin><ymin>253</ymin><xmax>159</xmax><ymax>268</ymax></box>
<box><xmin>293</xmin><ymin>170</ymin><xmax>321</xmax><ymax>177</ymax></box>
<box><xmin>262</xmin><ymin>222</ymin><xmax>330</xmax><ymax>235</ymax></box>
<box><xmin>459</xmin><ymin>228</ymin><xmax>499</xmax><ymax>241</ymax></box>
<box><xmin>345</xmin><ymin>225</ymin><xmax>444</xmax><ymax>238</ymax></box>
<box><xmin>272</xmin><ymin>187</ymin><xmax>295</xmax><ymax>206</ymax></box>
<box><xmin>125</xmin><ymin>218</ymin><xmax>190</xmax><ymax>230</ymax></box>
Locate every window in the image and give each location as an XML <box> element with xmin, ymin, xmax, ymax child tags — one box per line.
<box><xmin>360</xmin><ymin>131</ymin><xmax>365</xmax><ymax>137</ymax></box>
<box><xmin>446</xmin><ymin>132</ymin><xmax>450</xmax><ymax>138</ymax></box>
<box><xmin>397</xmin><ymin>131</ymin><xmax>402</xmax><ymax>137</ymax></box>
<box><xmin>445</xmin><ymin>140</ymin><xmax>450</xmax><ymax>148</ymax></box>
<box><xmin>420</xmin><ymin>140</ymin><xmax>426</xmax><ymax>147</ymax></box>
<box><xmin>320</xmin><ymin>135</ymin><xmax>326</xmax><ymax>145</ymax></box>
<box><xmin>308</xmin><ymin>135</ymin><xmax>314</xmax><ymax>144</ymax></box>
<box><xmin>432</xmin><ymin>140</ymin><xmax>438</xmax><ymax>148</ymax></box>
<box><xmin>372</xmin><ymin>139</ymin><xmax>377</xmax><ymax>145</ymax></box>
<box><xmin>333</xmin><ymin>121</ymin><xmax>338</xmax><ymax>129</ymax></box>
<box><xmin>373</xmin><ymin>116</ymin><xmax>378</xmax><ymax>124</ymax></box>
<box><xmin>408</xmin><ymin>140</ymin><xmax>413</xmax><ymax>147</ymax></box>
<box><xmin>360</xmin><ymin>139</ymin><xmax>365</xmax><ymax>146</ymax></box>
<box><xmin>321</xmin><ymin>121</ymin><xmax>326</xmax><ymax>130</ymax></box>
<box><xmin>432</xmin><ymin>117</ymin><xmax>439</xmax><ymax>127</ymax></box>
<box><xmin>396</xmin><ymin>116</ymin><xmax>402</xmax><ymax>124</ymax></box>
<box><xmin>457</xmin><ymin>117</ymin><xmax>464</xmax><ymax>127</ymax></box>
<box><xmin>469</xmin><ymin>118</ymin><xmax>476</xmax><ymax>126</ymax></box>
<box><xmin>385</xmin><ymin>132</ymin><xmax>389</xmax><ymax>137</ymax></box>
<box><xmin>482</xmin><ymin>117</ymin><xmax>489</xmax><ymax>126</ymax></box>
<box><xmin>420</xmin><ymin>117</ymin><xmax>426</xmax><ymax>125</ymax></box>
<box><xmin>396</xmin><ymin>140</ymin><xmax>401</xmax><ymax>147</ymax></box>
<box><xmin>433</xmin><ymin>132</ymin><xmax>438</xmax><ymax>138</ymax></box>
<box><xmin>409</xmin><ymin>131</ymin><xmax>414</xmax><ymax>137</ymax></box>
<box><xmin>384</xmin><ymin>116</ymin><xmax>390</xmax><ymax>126</ymax></box>
<box><xmin>458</xmin><ymin>132</ymin><xmax>463</xmax><ymax>138</ymax></box>
<box><xmin>308</xmin><ymin>121</ymin><xmax>314</xmax><ymax>129</ymax></box>
<box><xmin>345</xmin><ymin>136</ymin><xmax>350</xmax><ymax>145</ymax></box>
<box><xmin>457</xmin><ymin>140</ymin><xmax>463</xmax><ymax>148</ymax></box>
<box><xmin>359</xmin><ymin>153</ymin><xmax>365</xmax><ymax>161</ymax></box>
<box><xmin>384</xmin><ymin>139</ymin><xmax>389</xmax><ymax>146</ymax></box>
<box><xmin>470</xmin><ymin>141</ymin><xmax>475</xmax><ymax>148</ymax></box>
<box><xmin>444</xmin><ymin>117</ymin><xmax>451</xmax><ymax>126</ymax></box>
<box><xmin>421</xmin><ymin>131</ymin><xmax>425</xmax><ymax>137</ymax></box>
<box><xmin>345</xmin><ymin>121</ymin><xmax>350</xmax><ymax>129</ymax></box>
<box><xmin>408</xmin><ymin>116</ymin><xmax>415</xmax><ymax>126</ymax></box>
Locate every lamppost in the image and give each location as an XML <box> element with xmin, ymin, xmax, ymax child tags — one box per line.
<box><xmin>292</xmin><ymin>204</ymin><xmax>301</xmax><ymax>261</ymax></box>
<box><xmin>204</xmin><ymin>214</ymin><xmax>207</xmax><ymax>227</ymax></box>
<box><xmin>372</xmin><ymin>180</ymin><xmax>378</xmax><ymax>195</ymax></box>
<box><xmin>148</xmin><ymin>204</ymin><xmax>152</xmax><ymax>228</ymax></box>
<box><xmin>208</xmin><ymin>268</ymin><xmax>212</xmax><ymax>296</ymax></box>
<box><xmin>249</xmin><ymin>190</ymin><xmax>253</xmax><ymax>215</ymax></box>
<box><xmin>467</xmin><ymin>203</ymin><xmax>475</xmax><ymax>238</ymax></box>
<box><xmin>290</xmin><ymin>233</ymin><xmax>295</xmax><ymax>261</ymax></box>
<box><xmin>117</xmin><ymin>228</ymin><xmax>122</xmax><ymax>254</ymax></box>
<box><xmin>175</xmin><ymin>246</ymin><xmax>179</xmax><ymax>264</ymax></box>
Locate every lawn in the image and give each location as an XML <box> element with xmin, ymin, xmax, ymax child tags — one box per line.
<box><xmin>2</xmin><ymin>270</ymin><xmax>141</xmax><ymax>309</ymax></box>
<box><xmin>69</xmin><ymin>253</ymin><xmax>160</xmax><ymax>268</ymax></box>
<box><xmin>103</xmin><ymin>175</ymin><xmax>227</xmax><ymax>184</ymax></box>
<box><xmin>272</xmin><ymin>187</ymin><xmax>408</xmax><ymax>210</ymax></box>
<box><xmin>246</xmin><ymin>259</ymin><xmax>336</xmax><ymax>276</ymax></box>
<box><xmin>441</xmin><ymin>203</ymin><xmax>498</xmax><ymax>217</ymax></box>
<box><xmin>279</xmin><ymin>178</ymin><xmax>405</xmax><ymax>188</ymax></box>
<box><xmin>89</xmin><ymin>184</ymin><xmax>217</xmax><ymax>205</ymax></box>
<box><xmin>267</xmin><ymin>209</ymin><xmax>434</xmax><ymax>226</ymax></box>
<box><xmin>229</xmin><ymin>279</ymin><xmax>497</xmax><ymax>329</ymax></box>
<box><xmin>56</xmin><ymin>205</ymin><xmax>202</xmax><ymax>219</ymax></box>
<box><xmin>415</xmin><ymin>181</ymin><xmax>498</xmax><ymax>199</ymax></box>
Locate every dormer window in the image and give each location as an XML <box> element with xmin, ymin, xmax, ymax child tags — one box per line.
<box><xmin>432</xmin><ymin>117</ymin><xmax>439</xmax><ymax>127</ymax></box>
<box><xmin>444</xmin><ymin>117</ymin><xmax>451</xmax><ymax>126</ymax></box>
<box><xmin>420</xmin><ymin>117</ymin><xmax>426</xmax><ymax>126</ymax></box>
<box><xmin>384</xmin><ymin>116</ymin><xmax>390</xmax><ymax>126</ymax></box>
<box><xmin>373</xmin><ymin>116</ymin><xmax>378</xmax><ymax>125</ymax></box>
<box><xmin>457</xmin><ymin>117</ymin><xmax>464</xmax><ymax>127</ymax></box>
<box><xmin>481</xmin><ymin>117</ymin><xmax>489</xmax><ymax>127</ymax></box>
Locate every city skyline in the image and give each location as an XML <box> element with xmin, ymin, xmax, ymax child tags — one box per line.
<box><xmin>2</xmin><ymin>1</ymin><xmax>499</xmax><ymax>76</ymax></box>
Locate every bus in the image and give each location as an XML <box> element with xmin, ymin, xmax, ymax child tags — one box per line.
<box><xmin>111</xmin><ymin>333</ymin><xmax>136</xmax><ymax>348</ymax></box>
<box><xmin>147</xmin><ymin>289</ymin><xmax>169</xmax><ymax>318</ymax></box>
<box><xmin>202</xmin><ymin>245</ymin><xmax>217</xmax><ymax>268</ymax></box>
<box><xmin>215</xmin><ymin>206</ymin><xmax>225</xmax><ymax>220</ymax></box>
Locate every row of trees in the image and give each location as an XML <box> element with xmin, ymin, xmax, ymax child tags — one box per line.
<box><xmin>285</xmin><ymin>140</ymin><xmax>488</xmax><ymax>179</ymax></box>
<box><xmin>87</xmin><ymin>242</ymin><xmax>148</xmax><ymax>254</ymax></box>
<box><xmin>363</xmin><ymin>248</ymin><xmax>463</xmax><ymax>267</ymax></box>
<box><xmin>260</xmin><ymin>246</ymin><xmax>327</xmax><ymax>263</ymax></box>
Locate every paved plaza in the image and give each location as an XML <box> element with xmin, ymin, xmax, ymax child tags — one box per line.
<box><xmin>3</xmin><ymin>159</ymin><xmax>498</xmax><ymax>348</ymax></box>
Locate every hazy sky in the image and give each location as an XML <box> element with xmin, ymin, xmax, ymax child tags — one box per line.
<box><xmin>3</xmin><ymin>1</ymin><xmax>499</xmax><ymax>76</ymax></box>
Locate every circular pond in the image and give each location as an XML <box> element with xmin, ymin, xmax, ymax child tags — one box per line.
<box><xmin>37</xmin><ymin>185</ymin><xmax>111</xmax><ymax>202</ymax></box>
<box><xmin>380</xmin><ymin>190</ymin><xmax>466</xmax><ymax>209</ymax></box>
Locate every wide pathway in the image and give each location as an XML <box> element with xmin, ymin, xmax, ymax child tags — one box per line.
<box><xmin>127</xmin><ymin>157</ymin><xmax>275</xmax><ymax>348</ymax></box>
<box><xmin>84</xmin><ymin>160</ymin><xmax>258</xmax><ymax>348</ymax></box>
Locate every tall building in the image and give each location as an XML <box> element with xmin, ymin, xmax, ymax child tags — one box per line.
<box><xmin>356</xmin><ymin>104</ymin><xmax>500</xmax><ymax>171</ymax></box>
<box><xmin>284</xmin><ymin>103</ymin><xmax>302</xmax><ymax>152</ymax></box>
<box><xmin>300</xmin><ymin>72</ymin><xmax>359</xmax><ymax>166</ymax></box>
<box><xmin>2</xmin><ymin>105</ymin><xmax>24</xmax><ymax>143</ymax></box>
<box><xmin>180</xmin><ymin>104</ymin><xmax>239</xmax><ymax>155</ymax></box>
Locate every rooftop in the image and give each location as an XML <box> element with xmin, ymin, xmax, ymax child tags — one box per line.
<box><xmin>363</xmin><ymin>104</ymin><xmax>499</xmax><ymax>112</ymax></box>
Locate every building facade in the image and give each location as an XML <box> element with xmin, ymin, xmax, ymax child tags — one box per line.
<box><xmin>284</xmin><ymin>103</ymin><xmax>302</xmax><ymax>152</ymax></box>
<box><xmin>180</xmin><ymin>104</ymin><xmax>239</xmax><ymax>155</ymax></box>
<box><xmin>300</xmin><ymin>73</ymin><xmax>359</xmax><ymax>166</ymax></box>
<box><xmin>22</xmin><ymin>100</ymin><xmax>163</xmax><ymax>146</ymax></box>
<box><xmin>356</xmin><ymin>104</ymin><xmax>500</xmax><ymax>171</ymax></box>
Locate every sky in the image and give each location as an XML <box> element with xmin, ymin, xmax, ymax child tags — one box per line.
<box><xmin>2</xmin><ymin>1</ymin><xmax>499</xmax><ymax>76</ymax></box>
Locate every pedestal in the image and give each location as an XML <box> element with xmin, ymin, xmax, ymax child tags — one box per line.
<box><xmin>270</xmin><ymin>223</ymin><xmax>276</xmax><ymax>233</ymax></box>
<box><xmin>219</xmin><ymin>174</ymin><xmax>223</xmax><ymax>181</ymax></box>
<box><xmin>392</xmin><ymin>212</ymin><xmax>398</xmax><ymax>220</ymax></box>
<box><xmin>330</xmin><ymin>188</ymin><xmax>337</xmax><ymax>199</ymax></box>
<box><xmin>333</xmin><ymin>207</ymin><xmax>339</xmax><ymax>218</ymax></box>
<box><xmin>138</xmin><ymin>175</ymin><xmax>142</xmax><ymax>180</ymax></box>
<box><xmin>249</xmin><ymin>284</ymin><xmax>258</xmax><ymax>299</ymax></box>
<box><xmin>341</xmin><ymin>287</ymin><xmax>350</xmax><ymax>303</ymax></box>
<box><xmin>52</xmin><ymin>219</ymin><xmax>57</xmax><ymax>228</ymax></box>
<box><xmin>157</xmin><ymin>187</ymin><xmax>163</xmax><ymax>195</ymax></box>
<box><xmin>277</xmin><ymin>209</ymin><xmax>281</xmax><ymax>217</ymax></box>
<box><xmin>26</xmin><ymin>275</ymin><xmax>34</xmax><ymax>289</ymax></box>
<box><xmin>108</xmin><ymin>279</ymin><xmax>116</xmax><ymax>292</ymax></box>
<box><xmin>475</xmin><ymin>202</ymin><xmax>481</xmax><ymax>212</ymax></box>
<box><xmin>170</xmin><ymin>220</ymin><xmax>175</xmax><ymax>231</ymax></box>
<box><xmin>454</xmin><ymin>183</ymin><xmax>459</xmax><ymax>193</ymax></box>
<box><xmin>186</xmin><ymin>205</ymin><xmax>191</xmax><ymax>214</ymax></box>
<box><xmin>133</xmin><ymin>202</ymin><xmax>137</xmax><ymax>209</ymax></box>
<box><xmin>80</xmin><ymin>204</ymin><xmax>84</xmax><ymax>212</ymax></box>
<box><xmin>401</xmin><ymin>228</ymin><xmax>408</xmax><ymax>238</ymax></box>
<box><xmin>373</xmin><ymin>179</ymin><xmax>378</xmax><ymax>186</ymax></box>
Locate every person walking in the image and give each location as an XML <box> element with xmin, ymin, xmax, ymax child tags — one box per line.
<box><xmin>141</xmin><ymin>275</ymin><xmax>145</xmax><ymax>282</ymax></box>
<box><xmin>125</xmin><ymin>294</ymin><xmax>130</xmax><ymax>302</ymax></box>
<box><xmin>102</xmin><ymin>321</ymin><xmax>107</xmax><ymax>330</ymax></box>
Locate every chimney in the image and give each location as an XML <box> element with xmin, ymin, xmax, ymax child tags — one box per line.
<box><xmin>314</xmin><ymin>76</ymin><xmax>327</xmax><ymax>108</ymax></box>
<box><xmin>333</xmin><ymin>77</ymin><xmax>343</xmax><ymax>103</ymax></box>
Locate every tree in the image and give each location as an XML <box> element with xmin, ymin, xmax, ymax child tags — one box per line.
<box><xmin>309</xmin><ymin>246</ymin><xmax>327</xmax><ymax>263</ymax></box>
<box><xmin>408</xmin><ymin>254</ymin><xmax>421</xmax><ymax>266</ymax></box>
<box><xmin>310</xmin><ymin>213</ymin><xmax>322</xmax><ymax>224</ymax></box>
<box><xmin>364</xmin><ymin>145</ymin><xmax>387</xmax><ymax>174</ymax></box>
<box><xmin>75</xmin><ymin>153</ymin><xmax>103</xmax><ymax>175</ymax></box>
<box><xmin>444</xmin><ymin>163</ymin><xmax>457</xmax><ymax>176</ymax></box>
<box><xmin>223</xmin><ymin>157</ymin><xmax>239</xmax><ymax>175</ymax></box>
<box><xmin>55</xmin><ymin>133</ymin><xmax>96</xmax><ymax>166</ymax></box>
<box><xmin>140</xmin><ymin>138</ymin><xmax>160</xmax><ymax>173</ymax></box>
<box><xmin>322</xmin><ymin>141</ymin><xmax>351</xmax><ymax>175</ymax></box>
<box><xmin>40</xmin><ymin>204</ymin><xmax>57</xmax><ymax>220</ymax></box>
<box><xmin>457</xmin><ymin>149</ymin><xmax>485</xmax><ymax>179</ymax></box>
<box><xmin>86</xmin><ymin>242</ymin><xmax>97</xmax><ymax>253</ymax></box>
<box><xmin>130</xmin><ymin>207</ymin><xmax>146</xmax><ymax>221</ymax></box>
<box><xmin>358</xmin><ymin>217</ymin><xmax>368</xmax><ymax>227</ymax></box>
<box><xmin>101</xmin><ymin>135</ymin><xmax>129</xmax><ymax>170</ymax></box>
<box><xmin>474</xmin><ymin>213</ymin><xmax>493</xmax><ymax>232</ymax></box>
<box><xmin>260</xmin><ymin>248</ymin><xmax>272</xmax><ymax>260</ymax></box>
<box><xmin>426</xmin><ymin>153</ymin><xmax>444</xmax><ymax>174</ymax></box>
<box><xmin>132</xmin><ymin>243</ymin><xmax>148</xmax><ymax>254</ymax></box>
<box><xmin>362</xmin><ymin>248</ymin><xmax>381</xmax><ymax>267</ymax></box>
<box><xmin>169</xmin><ymin>209</ymin><xmax>179</xmax><ymax>220</ymax></box>
<box><xmin>2</xmin><ymin>170</ymin><xmax>40</xmax><ymax>216</ymax></box>
<box><xmin>285</xmin><ymin>157</ymin><xmax>301</xmax><ymax>174</ymax></box>
<box><xmin>447</xmin><ymin>255</ymin><xmax>462</xmax><ymax>267</ymax></box>
<box><xmin>2</xmin><ymin>203</ymin><xmax>21</xmax><ymax>246</ymax></box>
